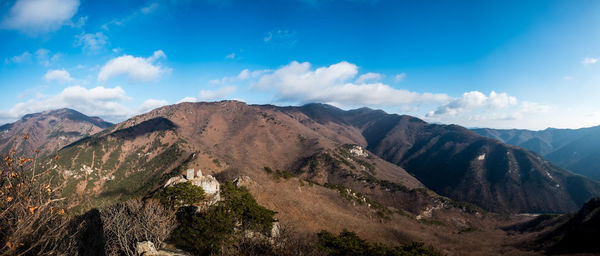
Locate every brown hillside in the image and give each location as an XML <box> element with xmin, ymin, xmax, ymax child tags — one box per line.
<box><xmin>0</xmin><ymin>108</ymin><xmax>112</xmax><ymax>158</ymax></box>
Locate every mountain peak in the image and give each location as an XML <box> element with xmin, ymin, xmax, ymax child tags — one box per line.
<box><xmin>0</xmin><ymin>108</ymin><xmax>112</xmax><ymax>157</ymax></box>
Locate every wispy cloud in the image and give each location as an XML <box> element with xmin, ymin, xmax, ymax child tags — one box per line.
<box><xmin>264</xmin><ymin>29</ymin><xmax>297</xmax><ymax>46</ymax></box>
<box><xmin>4</xmin><ymin>51</ymin><xmax>32</xmax><ymax>64</ymax></box>
<box><xmin>426</xmin><ymin>91</ymin><xmax>518</xmax><ymax>117</ymax></box>
<box><xmin>141</xmin><ymin>2</ymin><xmax>160</xmax><ymax>14</ymax></box>
<box><xmin>101</xmin><ymin>1</ymin><xmax>163</xmax><ymax>30</ymax></box>
<box><xmin>582</xmin><ymin>57</ymin><xmax>598</xmax><ymax>65</ymax></box>
<box><xmin>355</xmin><ymin>72</ymin><xmax>383</xmax><ymax>84</ymax></box>
<box><xmin>394</xmin><ymin>72</ymin><xmax>406</xmax><ymax>82</ymax></box>
<box><xmin>75</xmin><ymin>32</ymin><xmax>109</xmax><ymax>52</ymax></box>
<box><xmin>5</xmin><ymin>49</ymin><xmax>60</xmax><ymax>66</ymax></box>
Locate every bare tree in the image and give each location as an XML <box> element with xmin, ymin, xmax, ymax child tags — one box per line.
<box><xmin>101</xmin><ymin>199</ymin><xmax>176</xmax><ymax>256</ymax></box>
<box><xmin>0</xmin><ymin>147</ymin><xmax>78</xmax><ymax>256</ymax></box>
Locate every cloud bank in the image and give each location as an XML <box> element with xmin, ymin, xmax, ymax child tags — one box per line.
<box><xmin>255</xmin><ymin>61</ymin><xmax>448</xmax><ymax>107</ymax></box>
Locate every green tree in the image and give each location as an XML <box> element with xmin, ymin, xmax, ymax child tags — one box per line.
<box><xmin>171</xmin><ymin>181</ymin><xmax>277</xmax><ymax>255</ymax></box>
<box><xmin>317</xmin><ymin>229</ymin><xmax>442</xmax><ymax>256</ymax></box>
<box><xmin>159</xmin><ymin>181</ymin><xmax>205</xmax><ymax>209</ymax></box>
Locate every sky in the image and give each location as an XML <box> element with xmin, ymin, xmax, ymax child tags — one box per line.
<box><xmin>1</xmin><ymin>0</ymin><xmax>600</xmax><ymax>130</ymax></box>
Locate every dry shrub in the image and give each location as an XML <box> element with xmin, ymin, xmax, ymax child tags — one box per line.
<box><xmin>221</xmin><ymin>223</ymin><xmax>325</xmax><ymax>256</ymax></box>
<box><xmin>0</xmin><ymin>147</ymin><xmax>76</xmax><ymax>256</ymax></box>
<box><xmin>101</xmin><ymin>199</ymin><xmax>176</xmax><ymax>256</ymax></box>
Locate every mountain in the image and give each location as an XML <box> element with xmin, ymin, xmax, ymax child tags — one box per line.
<box><xmin>473</xmin><ymin>126</ymin><xmax>600</xmax><ymax>181</ymax></box>
<box><xmin>505</xmin><ymin>197</ymin><xmax>600</xmax><ymax>255</ymax></box>
<box><xmin>0</xmin><ymin>108</ymin><xmax>112</xmax><ymax>158</ymax></box>
<box><xmin>294</xmin><ymin>104</ymin><xmax>600</xmax><ymax>213</ymax></box>
<box><xmin>34</xmin><ymin>101</ymin><xmax>600</xmax><ymax>254</ymax></box>
<box><xmin>43</xmin><ymin>102</ymin><xmax>600</xmax><ymax>215</ymax></box>
<box><xmin>42</xmin><ymin>101</ymin><xmax>499</xmax><ymax>253</ymax></box>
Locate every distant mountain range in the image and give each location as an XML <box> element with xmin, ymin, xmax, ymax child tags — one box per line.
<box><xmin>3</xmin><ymin>102</ymin><xmax>600</xmax><ymax>254</ymax></box>
<box><xmin>29</xmin><ymin>102</ymin><xmax>599</xmax><ymax>215</ymax></box>
<box><xmin>0</xmin><ymin>108</ymin><xmax>112</xmax><ymax>158</ymax></box>
<box><xmin>473</xmin><ymin>126</ymin><xmax>600</xmax><ymax>181</ymax></box>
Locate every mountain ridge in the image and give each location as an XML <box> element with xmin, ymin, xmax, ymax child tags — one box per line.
<box><xmin>0</xmin><ymin>108</ymin><xmax>112</xmax><ymax>158</ymax></box>
<box><xmin>40</xmin><ymin>101</ymin><xmax>600</xmax><ymax>215</ymax></box>
<box><xmin>473</xmin><ymin>126</ymin><xmax>600</xmax><ymax>181</ymax></box>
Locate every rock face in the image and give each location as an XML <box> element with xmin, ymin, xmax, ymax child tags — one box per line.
<box><xmin>164</xmin><ymin>169</ymin><xmax>221</xmax><ymax>204</ymax></box>
<box><xmin>349</xmin><ymin>145</ymin><xmax>368</xmax><ymax>157</ymax></box>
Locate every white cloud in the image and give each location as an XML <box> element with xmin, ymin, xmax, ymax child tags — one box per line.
<box><xmin>98</xmin><ymin>50</ymin><xmax>170</xmax><ymax>83</ymax></box>
<box><xmin>177</xmin><ymin>97</ymin><xmax>198</xmax><ymax>103</ymax></box>
<box><xmin>44</xmin><ymin>69</ymin><xmax>73</xmax><ymax>83</ymax></box>
<box><xmin>0</xmin><ymin>86</ymin><xmax>172</xmax><ymax>123</ymax></box>
<box><xmin>394</xmin><ymin>72</ymin><xmax>406</xmax><ymax>82</ymax></box>
<box><xmin>427</xmin><ymin>91</ymin><xmax>518</xmax><ymax>117</ymax></box>
<box><xmin>0</xmin><ymin>86</ymin><xmax>130</xmax><ymax>121</ymax></box>
<box><xmin>197</xmin><ymin>86</ymin><xmax>236</xmax><ymax>101</ymax></box>
<box><xmin>1</xmin><ymin>0</ymin><xmax>79</xmax><ymax>35</ymax></box>
<box><xmin>582</xmin><ymin>57</ymin><xmax>598</xmax><ymax>65</ymax></box>
<box><xmin>138</xmin><ymin>98</ymin><xmax>168</xmax><ymax>113</ymax></box>
<box><xmin>4</xmin><ymin>51</ymin><xmax>31</xmax><ymax>64</ymax></box>
<box><xmin>75</xmin><ymin>32</ymin><xmax>108</xmax><ymax>51</ymax></box>
<box><xmin>355</xmin><ymin>72</ymin><xmax>383</xmax><ymax>84</ymax></box>
<box><xmin>147</xmin><ymin>50</ymin><xmax>166</xmax><ymax>62</ymax></box>
<box><xmin>254</xmin><ymin>61</ymin><xmax>448</xmax><ymax>107</ymax></box>
<box><xmin>225</xmin><ymin>53</ymin><xmax>235</xmax><ymax>59</ymax></box>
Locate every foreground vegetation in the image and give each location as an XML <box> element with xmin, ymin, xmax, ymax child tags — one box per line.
<box><xmin>0</xmin><ymin>141</ymin><xmax>443</xmax><ymax>256</ymax></box>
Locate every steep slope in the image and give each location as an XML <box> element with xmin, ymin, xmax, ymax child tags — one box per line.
<box><xmin>0</xmin><ymin>108</ymin><xmax>112</xmax><ymax>157</ymax></box>
<box><xmin>44</xmin><ymin>102</ymin><xmax>442</xmax><ymax>212</ymax></box>
<box><xmin>473</xmin><ymin>126</ymin><xmax>600</xmax><ymax>181</ymax></box>
<box><xmin>47</xmin><ymin>102</ymin><xmax>600</xmax><ymax>215</ymax></box>
<box><xmin>537</xmin><ymin>197</ymin><xmax>600</xmax><ymax>254</ymax></box>
<box><xmin>294</xmin><ymin>104</ymin><xmax>600</xmax><ymax>213</ymax></box>
<box><xmin>43</xmin><ymin>101</ymin><xmax>513</xmax><ymax>254</ymax></box>
<box><xmin>506</xmin><ymin>197</ymin><xmax>600</xmax><ymax>255</ymax></box>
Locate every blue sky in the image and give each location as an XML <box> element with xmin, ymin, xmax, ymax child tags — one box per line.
<box><xmin>1</xmin><ymin>0</ymin><xmax>600</xmax><ymax>129</ymax></box>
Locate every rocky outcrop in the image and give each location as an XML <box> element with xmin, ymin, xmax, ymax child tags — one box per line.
<box><xmin>136</xmin><ymin>241</ymin><xmax>190</xmax><ymax>256</ymax></box>
<box><xmin>164</xmin><ymin>169</ymin><xmax>221</xmax><ymax>205</ymax></box>
<box><xmin>349</xmin><ymin>145</ymin><xmax>368</xmax><ymax>157</ymax></box>
<box><xmin>233</xmin><ymin>175</ymin><xmax>256</xmax><ymax>188</ymax></box>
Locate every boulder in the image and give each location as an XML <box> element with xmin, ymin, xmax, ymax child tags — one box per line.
<box><xmin>233</xmin><ymin>175</ymin><xmax>256</xmax><ymax>188</ymax></box>
<box><xmin>136</xmin><ymin>241</ymin><xmax>191</xmax><ymax>256</ymax></box>
<box><xmin>136</xmin><ymin>241</ymin><xmax>157</xmax><ymax>256</ymax></box>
